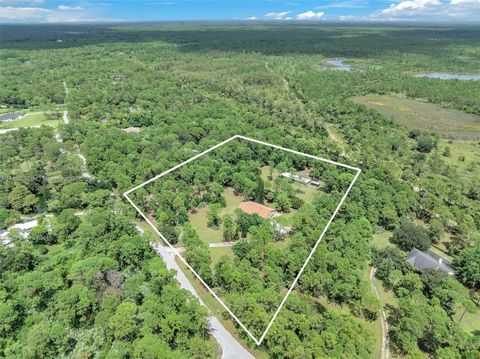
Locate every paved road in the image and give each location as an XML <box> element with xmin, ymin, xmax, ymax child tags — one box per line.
<box><xmin>370</xmin><ymin>267</ymin><xmax>390</xmax><ymax>359</ymax></box>
<box><xmin>152</xmin><ymin>242</ymin><xmax>254</xmax><ymax>359</ymax></box>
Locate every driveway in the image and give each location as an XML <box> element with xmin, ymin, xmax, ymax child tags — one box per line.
<box><xmin>152</xmin><ymin>242</ymin><xmax>254</xmax><ymax>359</ymax></box>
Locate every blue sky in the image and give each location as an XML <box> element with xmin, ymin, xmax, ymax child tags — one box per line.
<box><xmin>1</xmin><ymin>0</ymin><xmax>479</xmax><ymax>23</ymax></box>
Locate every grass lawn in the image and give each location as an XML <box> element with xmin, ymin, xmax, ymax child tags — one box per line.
<box><xmin>350</xmin><ymin>95</ymin><xmax>480</xmax><ymax>140</ymax></box>
<box><xmin>188</xmin><ymin>187</ymin><xmax>244</xmax><ymax>244</ymax></box>
<box><xmin>455</xmin><ymin>306</ymin><xmax>480</xmax><ymax>333</ymax></box>
<box><xmin>372</xmin><ymin>230</ymin><xmax>393</xmax><ymax>249</ymax></box>
<box><xmin>0</xmin><ymin>112</ymin><xmax>61</xmax><ymax>130</ymax></box>
<box><xmin>209</xmin><ymin>246</ymin><xmax>235</xmax><ymax>269</ymax></box>
<box><xmin>274</xmin><ymin>210</ymin><xmax>297</xmax><ymax>227</ymax></box>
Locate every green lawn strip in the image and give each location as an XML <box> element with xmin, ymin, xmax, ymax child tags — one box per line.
<box><xmin>372</xmin><ymin>230</ymin><xmax>393</xmax><ymax>249</ymax></box>
<box><xmin>175</xmin><ymin>257</ymin><xmax>269</xmax><ymax>359</ymax></box>
<box><xmin>273</xmin><ymin>210</ymin><xmax>297</xmax><ymax>227</ymax></box>
<box><xmin>0</xmin><ymin>112</ymin><xmax>60</xmax><ymax>129</ymax></box>
<box><xmin>209</xmin><ymin>246</ymin><xmax>235</xmax><ymax>269</ymax></box>
<box><xmin>454</xmin><ymin>304</ymin><xmax>480</xmax><ymax>333</ymax></box>
<box><xmin>428</xmin><ymin>244</ymin><xmax>454</xmax><ymax>263</ymax></box>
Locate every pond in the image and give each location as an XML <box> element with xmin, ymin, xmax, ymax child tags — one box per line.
<box><xmin>415</xmin><ymin>73</ymin><xmax>480</xmax><ymax>80</ymax></box>
<box><xmin>326</xmin><ymin>58</ymin><xmax>351</xmax><ymax>71</ymax></box>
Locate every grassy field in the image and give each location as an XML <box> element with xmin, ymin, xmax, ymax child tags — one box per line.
<box><xmin>435</xmin><ymin>138</ymin><xmax>480</xmax><ymax>178</ymax></box>
<box><xmin>350</xmin><ymin>95</ymin><xmax>480</xmax><ymax>140</ymax></box>
<box><xmin>188</xmin><ymin>187</ymin><xmax>244</xmax><ymax>244</ymax></box>
<box><xmin>454</xmin><ymin>305</ymin><xmax>480</xmax><ymax>333</ymax></box>
<box><xmin>209</xmin><ymin>246</ymin><xmax>235</xmax><ymax>269</ymax></box>
<box><xmin>0</xmin><ymin>112</ymin><xmax>60</xmax><ymax>130</ymax></box>
<box><xmin>372</xmin><ymin>230</ymin><xmax>393</xmax><ymax>249</ymax></box>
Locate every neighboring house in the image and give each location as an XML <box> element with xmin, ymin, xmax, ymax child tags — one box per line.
<box><xmin>406</xmin><ymin>248</ymin><xmax>454</xmax><ymax>276</ymax></box>
<box><xmin>1</xmin><ymin>219</ymin><xmax>38</xmax><ymax>248</ymax></box>
<box><xmin>123</xmin><ymin>127</ymin><xmax>141</xmax><ymax>133</ymax></box>
<box><xmin>238</xmin><ymin>201</ymin><xmax>277</xmax><ymax>219</ymax></box>
<box><xmin>0</xmin><ymin>113</ymin><xmax>26</xmax><ymax>121</ymax></box>
<box><xmin>280</xmin><ymin>171</ymin><xmax>324</xmax><ymax>187</ymax></box>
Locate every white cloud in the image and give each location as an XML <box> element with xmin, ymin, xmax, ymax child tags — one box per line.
<box><xmin>246</xmin><ymin>16</ymin><xmax>257</xmax><ymax>20</ymax></box>
<box><xmin>339</xmin><ymin>15</ymin><xmax>356</xmax><ymax>20</ymax></box>
<box><xmin>0</xmin><ymin>0</ymin><xmax>44</xmax><ymax>4</ymax></box>
<box><xmin>0</xmin><ymin>6</ymin><xmax>119</xmax><ymax>22</ymax></box>
<box><xmin>347</xmin><ymin>0</ymin><xmax>480</xmax><ymax>21</ymax></box>
<box><xmin>316</xmin><ymin>0</ymin><xmax>368</xmax><ymax>9</ymax></box>
<box><xmin>58</xmin><ymin>5</ymin><xmax>83</xmax><ymax>11</ymax></box>
<box><xmin>297</xmin><ymin>10</ymin><xmax>325</xmax><ymax>19</ymax></box>
<box><xmin>265</xmin><ymin>11</ymin><xmax>291</xmax><ymax>19</ymax></box>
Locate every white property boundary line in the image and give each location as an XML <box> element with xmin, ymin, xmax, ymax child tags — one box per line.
<box><xmin>124</xmin><ymin>135</ymin><xmax>361</xmax><ymax>346</ymax></box>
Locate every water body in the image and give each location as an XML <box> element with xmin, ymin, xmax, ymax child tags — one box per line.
<box><xmin>326</xmin><ymin>58</ymin><xmax>352</xmax><ymax>71</ymax></box>
<box><xmin>415</xmin><ymin>73</ymin><xmax>480</xmax><ymax>81</ymax></box>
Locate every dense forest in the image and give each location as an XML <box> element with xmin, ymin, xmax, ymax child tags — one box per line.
<box><xmin>1</xmin><ymin>23</ymin><xmax>479</xmax><ymax>358</ymax></box>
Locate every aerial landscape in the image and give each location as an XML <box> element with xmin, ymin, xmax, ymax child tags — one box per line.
<box><xmin>0</xmin><ymin>0</ymin><xmax>480</xmax><ymax>358</ymax></box>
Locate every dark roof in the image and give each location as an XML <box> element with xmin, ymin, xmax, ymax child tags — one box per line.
<box><xmin>0</xmin><ymin>113</ymin><xmax>22</xmax><ymax>121</ymax></box>
<box><xmin>406</xmin><ymin>248</ymin><xmax>454</xmax><ymax>275</ymax></box>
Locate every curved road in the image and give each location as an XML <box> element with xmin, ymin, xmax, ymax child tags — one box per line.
<box><xmin>152</xmin><ymin>243</ymin><xmax>254</xmax><ymax>359</ymax></box>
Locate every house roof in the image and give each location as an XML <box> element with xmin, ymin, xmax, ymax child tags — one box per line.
<box><xmin>0</xmin><ymin>113</ymin><xmax>23</xmax><ymax>121</ymax></box>
<box><xmin>238</xmin><ymin>201</ymin><xmax>275</xmax><ymax>219</ymax></box>
<box><xmin>122</xmin><ymin>127</ymin><xmax>141</xmax><ymax>133</ymax></box>
<box><xmin>406</xmin><ymin>248</ymin><xmax>454</xmax><ymax>275</ymax></box>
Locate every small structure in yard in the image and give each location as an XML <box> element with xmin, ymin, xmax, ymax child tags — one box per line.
<box><xmin>270</xmin><ymin>220</ymin><xmax>292</xmax><ymax>237</ymax></box>
<box><xmin>281</xmin><ymin>171</ymin><xmax>324</xmax><ymax>187</ymax></box>
<box><xmin>281</xmin><ymin>171</ymin><xmax>311</xmax><ymax>184</ymax></box>
<box><xmin>0</xmin><ymin>113</ymin><xmax>26</xmax><ymax>121</ymax></box>
<box><xmin>406</xmin><ymin>248</ymin><xmax>454</xmax><ymax>276</ymax></box>
<box><xmin>238</xmin><ymin>201</ymin><xmax>277</xmax><ymax>219</ymax></box>
<box><xmin>122</xmin><ymin>127</ymin><xmax>141</xmax><ymax>133</ymax></box>
<box><xmin>310</xmin><ymin>179</ymin><xmax>323</xmax><ymax>187</ymax></box>
<box><xmin>134</xmin><ymin>224</ymin><xmax>144</xmax><ymax>235</ymax></box>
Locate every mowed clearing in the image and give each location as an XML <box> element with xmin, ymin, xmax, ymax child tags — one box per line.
<box><xmin>350</xmin><ymin>95</ymin><xmax>480</xmax><ymax>140</ymax></box>
<box><xmin>188</xmin><ymin>187</ymin><xmax>244</xmax><ymax>245</ymax></box>
<box><xmin>0</xmin><ymin>112</ymin><xmax>60</xmax><ymax>130</ymax></box>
